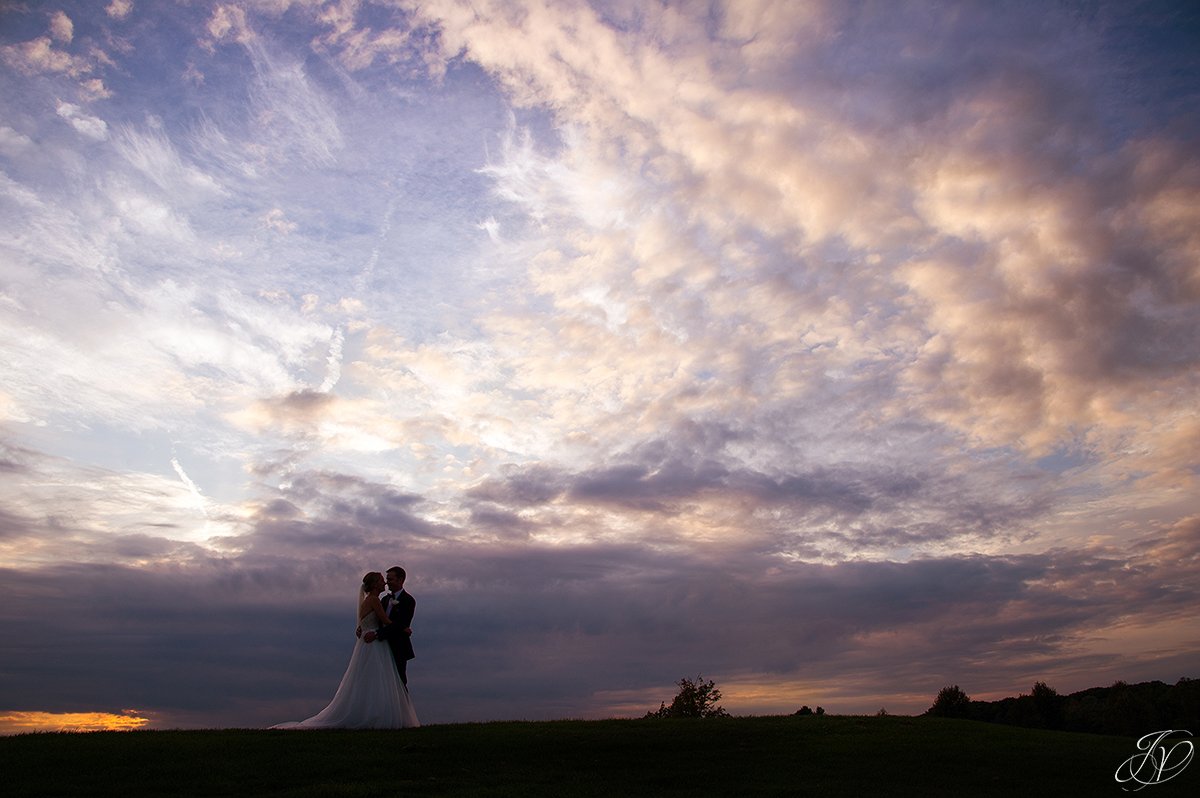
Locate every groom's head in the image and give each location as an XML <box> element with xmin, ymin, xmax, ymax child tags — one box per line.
<box><xmin>385</xmin><ymin>566</ymin><xmax>406</xmax><ymax>592</ymax></box>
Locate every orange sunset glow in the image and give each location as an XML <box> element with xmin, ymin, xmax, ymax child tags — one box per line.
<box><xmin>0</xmin><ymin>710</ymin><xmax>152</xmax><ymax>735</ymax></box>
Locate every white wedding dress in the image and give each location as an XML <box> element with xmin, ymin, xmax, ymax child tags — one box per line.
<box><xmin>272</xmin><ymin>611</ymin><xmax>419</xmax><ymax>729</ymax></box>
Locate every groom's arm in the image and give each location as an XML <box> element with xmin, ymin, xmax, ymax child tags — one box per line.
<box><xmin>375</xmin><ymin>623</ymin><xmax>412</xmax><ymax>640</ymax></box>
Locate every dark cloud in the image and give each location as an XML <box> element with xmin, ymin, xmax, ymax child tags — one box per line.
<box><xmin>473</xmin><ymin>430</ymin><xmax>892</xmax><ymax>515</ymax></box>
<box><xmin>4</xmin><ymin>451</ymin><xmax>1190</xmax><ymax>724</ymax></box>
<box><xmin>563</xmin><ymin>458</ymin><xmax>886</xmax><ymax>517</ymax></box>
<box><xmin>0</xmin><ymin>506</ymin><xmax>37</xmax><ymax>541</ymax></box>
<box><xmin>235</xmin><ymin>471</ymin><xmax>454</xmax><ymax>556</ymax></box>
<box><xmin>3</xmin><ymin>466</ymin><xmax>1194</xmax><ymax>726</ymax></box>
<box><xmin>467</xmin><ymin>503</ymin><xmax>533</xmax><ymax>539</ymax></box>
<box><xmin>467</xmin><ymin>463</ymin><xmax>567</xmax><ymax>506</ymax></box>
<box><xmin>2</xmin><ymin>447</ymin><xmax>1190</xmax><ymax>725</ymax></box>
<box><xmin>466</xmin><ymin>440</ymin><xmax>1044</xmax><ymax>553</ymax></box>
<box><xmin>277</xmin><ymin>390</ymin><xmax>337</xmax><ymax>415</ymax></box>
<box><xmin>0</xmin><ymin>439</ymin><xmax>41</xmax><ymax>475</ymax></box>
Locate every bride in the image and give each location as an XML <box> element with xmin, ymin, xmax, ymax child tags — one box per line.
<box><xmin>272</xmin><ymin>572</ymin><xmax>419</xmax><ymax>729</ymax></box>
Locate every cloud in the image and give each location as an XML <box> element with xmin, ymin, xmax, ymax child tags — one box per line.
<box><xmin>261</xmin><ymin>207</ymin><xmax>297</xmax><ymax>233</ymax></box>
<box><xmin>0</xmin><ymin>443</ymin><xmax>235</xmax><ymax>563</ymax></box>
<box><xmin>0</xmin><ymin>270</ymin><xmax>336</xmax><ymax>437</ymax></box>
<box><xmin>310</xmin><ymin>0</ymin><xmax>419</xmax><ymax>72</ymax></box>
<box><xmin>202</xmin><ymin>6</ymin><xmax>345</xmax><ymax>168</ymax></box>
<box><xmin>114</xmin><ymin>124</ymin><xmax>226</xmax><ymax>197</ymax></box>
<box><xmin>171</xmin><ymin>455</ymin><xmax>209</xmax><ymax>519</ymax></box>
<box><xmin>244</xmin><ymin>39</ymin><xmax>345</xmax><ymax>168</ymax></box>
<box><xmin>56</xmin><ymin>101</ymin><xmax>109</xmax><ymax>140</ymax></box>
<box><xmin>0</xmin><ymin>10</ymin><xmax>113</xmax><ymax>99</ymax></box>
<box><xmin>462</xmin><ymin>423</ymin><xmax>1052</xmax><ymax>560</ymax></box>
<box><xmin>319</xmin><ymin>326</ymin><xmax>345</xmax><ymax>392</ymax></box>
<box><xmin>3</xmin><ymin>476</ymin><xmax>1190</xmax><ymax>724</ymax></box>
<box><xmin>203</xmin><ymin>4</ymin><xmax>252</xmax><ymax>48</ymax></box>
<box><xmin>1</xmin><ymin>36</ymin><xmax>82</xmax><ymax>76</ymax></box>
<box><xmin>0</xmin><ymin>126</ymin><xmax>34</xmax><ymax>157</ymax></box>
<box><xmin>49</xmin><ymin>12</ymin><xmax>74</xmax><ymax>44</ymax></box>
<box><xmin>107</xmin><ymin>1</ymin><xmax>134</xmax><ymax>22</ymax></box>
<box><xmin>899</xmin><ymin>108</ymin><xmax>1200</xmax><ymax>455</ymax></box>
<box><xmin>385</xmin><ymin>1</ymin><xmax>1198</xmax><ymax>488</ymax></box>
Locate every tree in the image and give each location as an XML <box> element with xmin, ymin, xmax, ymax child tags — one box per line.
<box><xmin>1030</xmin><ymin>681</ymin><xmax>1063</xmax><ymax>728</ymax></box>
<box><xmin>646</xmin><ymin>675</ymin><xmax>729</xmax><ymax>718</ymax></box>
<box><xmin>927</xmin><ymin>685</ymin><xmax>972</xmax><ymax>718</ymax></box>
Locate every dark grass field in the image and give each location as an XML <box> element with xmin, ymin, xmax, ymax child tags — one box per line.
<box><xmin>1</xmin><ymin>715</ymin><xmax>1191</xmax><ymax>796</ymax></box>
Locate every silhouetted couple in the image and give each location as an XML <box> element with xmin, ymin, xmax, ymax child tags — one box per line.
<box><xmin>273</xmin><ymin>566</ymin><xmax>419</xmax><ymax>729</ymax></box>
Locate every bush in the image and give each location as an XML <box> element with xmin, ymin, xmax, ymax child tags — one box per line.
<box><xmin>927</xmin><ymin>685</ymin><xmax>972</xmax><ymax>718</ymax></box>
<box><xmin>646</xmin><ymin>675</ymin><xmax>729</xmax><ymax>719</ymax></box>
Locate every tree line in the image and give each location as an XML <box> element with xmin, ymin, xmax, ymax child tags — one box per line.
<box><xmin>925</xmin><ymin>677</ymin><xmax>1199</xmax><ymax>737</ymax></box>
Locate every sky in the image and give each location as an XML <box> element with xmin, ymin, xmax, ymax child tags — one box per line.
<box><xmin>0</xmin><ymin>0</ymin><xmax>1198</xmax><ymax>733</ymax></box>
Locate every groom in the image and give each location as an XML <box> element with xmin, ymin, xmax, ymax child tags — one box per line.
<box><xmin>365</xmin><ymin>566</ymin><xmax>415</xmax><ymax>686</ymax></box>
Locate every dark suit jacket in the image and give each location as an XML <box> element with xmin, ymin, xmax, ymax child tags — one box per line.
<box><xmin>378</xmin><ymin>590</ymin><xmax>415</xmax><ymax>662</ymax></box>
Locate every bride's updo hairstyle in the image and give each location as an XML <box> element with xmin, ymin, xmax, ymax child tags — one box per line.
<box><xmin>362</xmin><ymin>571</ymin><xmax>383</xmax><ymax>594</ymax></box>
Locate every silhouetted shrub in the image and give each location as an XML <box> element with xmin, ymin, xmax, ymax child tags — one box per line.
<box><xmin>927</xmin><ymin>685</ymin><xmax>972</xmax><ymax>718</ymax></box>
<box><xmin>646</xmin><ymin>675</ymin><xmax>729</xmax><ymax>719</ymax></box>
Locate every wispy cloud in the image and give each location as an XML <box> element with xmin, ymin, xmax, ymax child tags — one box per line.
<box><xmin>56</xmin><ymin>101</ymin><xmax>109</xmax><ymax>140</ymax></box>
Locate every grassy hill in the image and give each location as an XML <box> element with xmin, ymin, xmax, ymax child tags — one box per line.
<box><xmin>1</xmin><ymin>714</ymin><xmax>1189</xmax><ymax>796</ymax></box>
